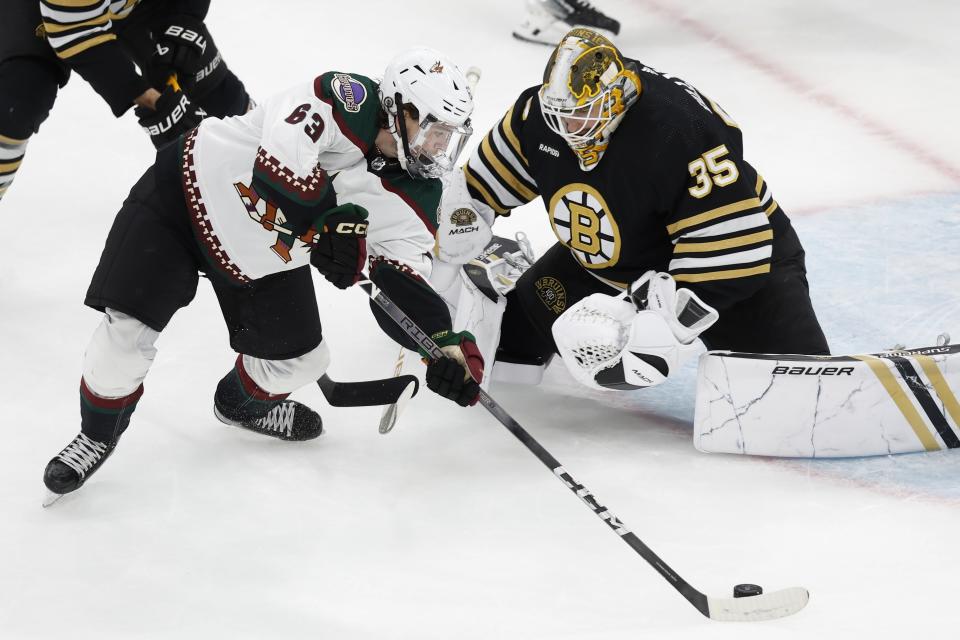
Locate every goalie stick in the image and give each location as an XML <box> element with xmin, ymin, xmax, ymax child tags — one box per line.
<box><xmin>355</xmin><ymin>277</ymin><xmax>809</xmax><ymax>622</ymax></box>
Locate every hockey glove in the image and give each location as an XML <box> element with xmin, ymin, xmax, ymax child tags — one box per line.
<box><xmin>150</xmin><ymin>16</ymin><xmax>226</xmax><ymax>95</ymax></box>
<box><xmin>552</xmin><ymin>272</ymin><xmax>719</xmax><ymax>391</ymax></box>
<box><xmin>310</xmin><ymin>204</ymin><xmax>368</xmax><ymax>289</ymax></box>
<box><xmin>424</xmin><ymin>330</ymin><xmax>484</xmax><ymax>407</ymax></box>
<box><xmin>135</xmin><ymin>86</ymin><xmax>207</xmax><ymax>149</ymax></box>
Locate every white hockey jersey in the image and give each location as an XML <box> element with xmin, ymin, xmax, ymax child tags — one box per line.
<box><xmin>179</xmin><ymin>71</ymin><xmax>441</xmax><ymax>284</ymax></box>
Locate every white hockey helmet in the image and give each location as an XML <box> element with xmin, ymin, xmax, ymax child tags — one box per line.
<box><xmin>380</xmin><ymin>47</ymin><xmax>474</xmax><ymax>179</ymax></box>
<box><xmin>539</xmin><ymin>28</ymin><xmax>641</xmax><ymax>171</ymax></box>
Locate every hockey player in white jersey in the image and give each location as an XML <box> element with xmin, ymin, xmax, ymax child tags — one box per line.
<box><xmin>43</xmin><ymin>48</ymin><xmax>484</xmax><ymax>499</ymax></box>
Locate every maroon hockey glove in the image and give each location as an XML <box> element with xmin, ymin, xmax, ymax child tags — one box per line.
<box><xmin>310</xmin><ymin>204</ymin><xmax>369</xmax><ymax>289</ymax></box>
<box><xmin>150</xmin><ymin>16</ymin><xmax>226</xmax><ymax>95</ymax></box>
<box><xmin>424</xmin><ymin>330</ymin><xmax>484</xmax><ymax>407</ymax></box>
<box><xmin>135</xmin><ymin>86</ymin><xmax>207</xmax><ymax>149</ymax></box>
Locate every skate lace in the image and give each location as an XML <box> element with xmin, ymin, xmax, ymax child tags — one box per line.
<box><xmin>57</xmin><ymin>434</ymin><xmax>108</xmax><ymax>479</ymax></box>
<box><xmin>257</xmin><ymin>403</ymin><xmax>295</xmax><ymax>437</ymax></box>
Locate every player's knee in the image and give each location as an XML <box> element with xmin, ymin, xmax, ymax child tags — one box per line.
<box><xmin>241</xmin><ymin>340</ymin><xmax>331</xmax><ymax>395</ymax></box>
<box><xmin>82</xmin><ymin>308</ymin><xmax>160</xmax><ymax>397</ymax></box>
<box><xmin>0</xmin><ymin>58</ymin><xmax>61</xmax><ymax>138</ymax></box>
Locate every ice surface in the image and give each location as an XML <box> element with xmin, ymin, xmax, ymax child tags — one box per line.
<box><xmin>2</xmin><ymin>1</ymin><xmax>959</xmax><ymax>638</ymax></box>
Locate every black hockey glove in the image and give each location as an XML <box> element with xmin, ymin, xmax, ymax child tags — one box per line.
<box><xmin>424</xmin><ymin>330</ymin><xmax>484</xmax><ymax>407</ymax></box>
<box><xmin>135</xmin><ymin>86</ymin><xmax>207</xmax><ymax>149</ymax></box>
<box><xmin>151</xmin><ymin>16</ymin><xmax>226</xmax><ymax>95</ymax></box>
<box><xmin>310</xmin><ymin>203</ymin><xmax>369</xmax><ymax>289</ymax></box>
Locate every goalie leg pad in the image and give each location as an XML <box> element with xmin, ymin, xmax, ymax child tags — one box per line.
<box><xmin>695</xmin><ymin>345</ymin><xmax>960</xmax><ymax>457</ymax></box>
<box><xmin>450</xmin><ymin>269</ymin><xmax>507</xmax><ymax>390</ymax></box>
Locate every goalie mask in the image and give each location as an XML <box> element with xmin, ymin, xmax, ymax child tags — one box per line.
<box><xmin>539</xmin><ymin>28</ymin><xmax>641</xmax><ymax>171</ymax></box>
<box><xmin>380</xmin><ymin>48</ymin><xmax>475</xmax><ymax>179</ymax></box>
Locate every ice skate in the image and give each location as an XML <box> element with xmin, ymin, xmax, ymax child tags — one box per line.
<box><xmin>43</xmin><ymin>433</ymin><xmax>117</xmax><ymax>503</ymax></box>
<box><xmin>513</xmin><ymin>0</ymin><xmax>621</xmax><ymax>46</ymax></box>
<box><xmin>214</xmin><ymin>369</ymin><xmax>323</xmax><ymax>441</ymax></box>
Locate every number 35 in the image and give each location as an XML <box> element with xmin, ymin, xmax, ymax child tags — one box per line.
<box><xmin>687</xmin><ymin>145</ymin><xmax>739</xmax><ymax>199</ymax></box>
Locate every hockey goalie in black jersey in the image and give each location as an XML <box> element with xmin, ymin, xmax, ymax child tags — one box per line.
<box><xmin>436</xmin><ymin>28</ymin><xmax>829</xmax><ymax>392</ymax></box>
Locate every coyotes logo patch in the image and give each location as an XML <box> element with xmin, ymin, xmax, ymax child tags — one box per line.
<box><xmin>233</xmin><ymin>181</ymin><xmax>317</xmax><ymax>263</ymax></box>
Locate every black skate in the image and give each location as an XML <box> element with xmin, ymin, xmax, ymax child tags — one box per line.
<box><xmin>43</xmin><ymin>433</ymin><xmax>117</xmax><ymax>499</ymax></box>
<box><xmin>214</xmin><ymin>399</ymin><xmax>323</xmax><ymax>441</ymax></box>
<box><xmin>513</xmin><ymin>0</ymin><xmax>621</xmax><ymax>46</ymax></box>
<box><xmin>214</xmin><ymin>360</ymin><xmax>323</xmax><ymax>441</ymax></box>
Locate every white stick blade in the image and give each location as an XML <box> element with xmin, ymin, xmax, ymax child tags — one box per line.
<box><xmin>707</xmin><ymin>587</ymin><xmax>809</xmax><ymax>622</ymax></box>
<box><xmin>378</xmin><ymin>381</ymin><xmax>417</xmax><ymax>434</ymax></box>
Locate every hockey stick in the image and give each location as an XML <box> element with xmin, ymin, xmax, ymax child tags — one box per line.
<box><xmin>317</xmin><ymin>373</ymin><xmax>418</xmax><ymax>407</ymax></box>
<box><xmin>357</xmin><ymin>278</ymin><xmax>809</xmax><ymax>621</ymax></box>
<box><xmin>370</xmin><ymin>65</ymin><xmax>484</xmax><ymax>433</ymax></box>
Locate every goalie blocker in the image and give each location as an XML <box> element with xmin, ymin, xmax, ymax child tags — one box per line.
<box><xmin>695</xmin><ymin>343</ymin><xmax>960</xmax><ymax>457</ymax></box>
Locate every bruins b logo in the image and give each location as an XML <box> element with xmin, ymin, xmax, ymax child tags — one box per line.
<box><xmin>548</xmin><ymin>183</ymin><xmax>621</xmax><ymax>269</ymax></box>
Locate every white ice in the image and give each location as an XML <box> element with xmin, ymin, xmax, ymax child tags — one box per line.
<box><xmin>2</xmin><ymin>1</ymin><xmax>960</xmax><ymax>638</ymax></box>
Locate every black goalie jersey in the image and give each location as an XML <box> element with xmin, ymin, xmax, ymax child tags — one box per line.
<box><xmin>463</xmin><ymin>60</ymin><xmax>799</xmax><ymax>312</ymax></box>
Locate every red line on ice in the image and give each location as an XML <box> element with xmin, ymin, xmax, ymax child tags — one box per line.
<box><xmin>636</xmin><ymin>0</ymin><xmax>960</xmax><ymax>185</ymax></box>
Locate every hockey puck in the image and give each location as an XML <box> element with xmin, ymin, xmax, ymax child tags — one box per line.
<box><xmin>733</xmin><ymin>584</ymin><xmax>763</xmax><ymax>598</ymax></box>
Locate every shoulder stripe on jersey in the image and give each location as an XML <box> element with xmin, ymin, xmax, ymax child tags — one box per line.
<box><xmin>673</xmin><ymin>263</ymin><xmax>770</xmax><ymax>283</ymax></box>
<box><xmin>755</xmin><ymin>174</ymin><xmax>764</xmax><ymax>194</ymax></box>
<box><xmin>678</xmin><ymin>211</ymin><xmax>768</xmax><ymax>240</ymax></box>
<box><xmin>0</xmin><ymin>133</ymin><xmax>27</xmax><ymax>146</ymax></box>
<box><xmin>57</xmin><ymin>33</ymin><xmax>115</xmax><ymax>58</ymax></box>
<box><xmin>765</xmin><ymin>200</ymin><xmax>779</xmax><ymax>216</ymax></box>
<box><xmin>479</xmin><ymin>136</ymin><xmax>537</xmax><ymax>202</ymax></box>
<box><xmin>0</xmin><ymin>158</ymin><xmax>24</xmax><ymax>176</ymax></box>
<box><xmin>491</xmin><ymin>124</ymin><xmax>536</xmax><ymax>188</ymax></box>
<box><xmin>313</xmin><ymin>76</ymin><xmax>370</xmax><ymax>155</ymax></box>
<box><xmin>669</xmin><ymin>246</ymin><xmax>772</xmax><ymax>271</ymax></box>
<box><xmin>673</xmin><ymin>229</ymin><xmax>773</xmax><ymax>253</ymax></box>
<box><xmin>500</xmin><ymin>105</ymin><xmax>528</xmax><ymax>166</ymax></box>
<box><xmin>464</xmin><ymin>165</ymin><xmax>510</xmax><ymax>215</ymax></box>
<box><xmin>379</xmin><ymin>178</ymin><xmax>436</xmax><ymax>234</ymax></box>
<box><xmin>44</xmin><ymin>0</ymin><xmax>106</xmax><ymax>7</ymax></box>
<box><xmin>43</xmin><ymin>13</ymin><xmax>110</xmax><ymax>33</ymax></box>
<box><xmin>470</xmin><ymin>143</ymin><xmax>532</xmax><ymax>210</ymax></box>
<box><xmin>667</xmin><ymin>197</ymin><xmax>761</xmax><ymax>237</ymax></box>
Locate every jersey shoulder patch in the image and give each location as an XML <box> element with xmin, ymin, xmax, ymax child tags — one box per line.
<box><xmin>313</xmin><ymin>71</ymin><xmax>381</xmax><ymax>154</ymax></box>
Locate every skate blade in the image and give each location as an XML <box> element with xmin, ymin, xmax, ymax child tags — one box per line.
<box><xmin>42</xmin><ymin>491</ymin><xmax>65</xmax><ymax>508</ymax></box>
<box><xmin>378</xmin><ymin>380</ymin><xmax>417</xmax><ymax>434</ymax></box>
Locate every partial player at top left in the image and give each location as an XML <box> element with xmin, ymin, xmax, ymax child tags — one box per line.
<box><xmin>0</xmin><ymin>0</ymin><xmax>254</xmax><ymax>205</ymax></box>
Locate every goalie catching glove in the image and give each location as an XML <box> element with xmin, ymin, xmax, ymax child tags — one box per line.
<box><xmin>423</xmin><ymin>330</ymin><xmax>484</xmax><ymax>406</ymax></box>
<box><xmin>552</xmin><ymin>272</ymin><xmax>719</xmax><ymax>390</ymax></box>
<box><xmin>310</xmin><ymin>204</ymin><xmax>368</xmax><ymax>289</ymax></box>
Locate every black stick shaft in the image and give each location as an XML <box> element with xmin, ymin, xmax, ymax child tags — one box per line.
<box><xmin>364</xmin><ymin>284</ymin><xmax>710</xmax><ymax>617</ymax></box>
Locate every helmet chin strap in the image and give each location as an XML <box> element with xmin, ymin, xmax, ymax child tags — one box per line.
<box><xmin>393</xmin><ymin>91</ymin><xmax>419</xmax><ymax>175</ymax></box>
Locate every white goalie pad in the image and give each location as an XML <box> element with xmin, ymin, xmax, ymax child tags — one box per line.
<box><xmin>443</xmin><ymin>234</ymin><xmax>539</xmax><ymax>388</ymax></box>
<box><xmin>694</xmin><ymin>344</ymin><xmax>960</xmax><ymax>457</ymax></box>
